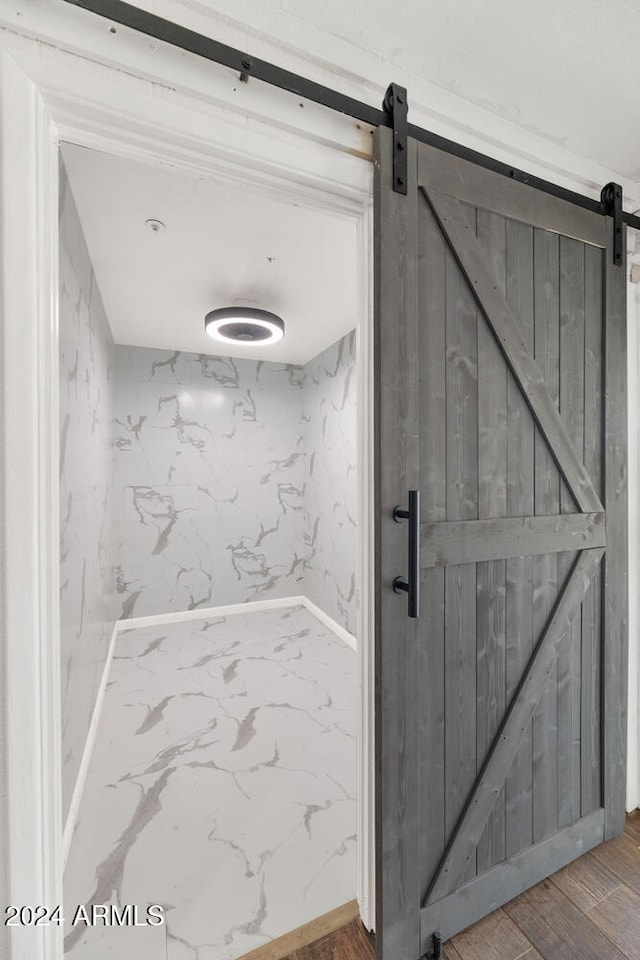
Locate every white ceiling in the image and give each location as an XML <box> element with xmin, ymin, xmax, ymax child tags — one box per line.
<box><xmin>170</xmin><ymin>0</ymin><xmax>640</xmax><ymax>183</ymax></box>
<box><xmin>60</xmin><ymin>143</ymin><xmax>359</xmax><ymax>365</ymax></box>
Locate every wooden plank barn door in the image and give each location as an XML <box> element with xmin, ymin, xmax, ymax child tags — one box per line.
<box><xmin>374</xmin><ymin>125</ymin><xmax>628</xmax><ymax>959</ymax></box>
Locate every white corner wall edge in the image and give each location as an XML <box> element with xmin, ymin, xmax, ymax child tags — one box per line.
<box><xmin>301</xmin><ymin>597</ymin><xmax>358</xmax><ymax>651</ymax></box>
<box><xmin>61</xmin><ymin>621</ymin><xmax>119</xmax><ymax>867</ymax></box>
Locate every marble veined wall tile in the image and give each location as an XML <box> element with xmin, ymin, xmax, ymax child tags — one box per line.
<box><xmin>115</xmin><ymin>334</ymin><xmax>357</xmax><ymax>628</ymax></box>
<box><xmin>115</xmin><ymin>347</ymin><xmax>305</xmax><ymax>618</ymax></box>
<box><xmin>302</xmin><ymin>332</ymin><xmax>357</xmax><ymax>635</ymax></box>
<box><xmin>59</xmin><ymin>163</ymin><xmax>117</xmax><ymax>825</ymax></box>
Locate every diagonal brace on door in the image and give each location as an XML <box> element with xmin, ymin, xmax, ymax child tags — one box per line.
<box><xmin>422</xmin><ymin>546</ymin><xmax>604</xmax><ymax>907</ymax></box>
<box><xmin>419</xmin><ymin>185</ymin><xmax>603</xmax><ymax>515</ymax></box>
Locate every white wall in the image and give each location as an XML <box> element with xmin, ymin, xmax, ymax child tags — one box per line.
<box><xmin>115</xmin><ymin>346</ymin><xmax>306</xmax><ymax>616</ymax></box>
<box><xmin>59</xmin><ymin>165</ymin><xmax>117</xmax><ymax>825</ymax></box>
<box><xmin>304</xmin><ymin>331</ymin><xmax>358</xmax><ymax>634</ymax></box>
<box><xmin>114</xmin><ymin>335</ymin><xmax>358</xmax><ymax>631</ymax></box>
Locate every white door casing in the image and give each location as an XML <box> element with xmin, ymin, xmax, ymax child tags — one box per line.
<box><xmin>0</xmin><ymin>26</ymin><xmax>374</xmax><ymax>960</ymax></box>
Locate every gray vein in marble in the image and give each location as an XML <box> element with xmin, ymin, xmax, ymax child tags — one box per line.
<box><xmin>231</xmin><ymin>707</ymin><xmax>259</xmax><ymax>752</ymax></box>
<box><xmin>131</xmin><ymin>487</ymin><xmax>182</xmax><ymax>555</ymax></box>
<box><xmin>300</xmin><ymin>801</ymin><xmax>333</xmax><ymax>838</ymax></box>
<box><xmin>167</xmin><ymin>929</ymin><xmax>199</xmax><ymax>958</ymax></box>
<box><xmin>273</xmin><ymin>628</ymin><xmax>310</xmax><ymax>652</ymax></box>
<box><xmin>64</xmin><ymin>766</ymin><xmax>176</xmax><ymax>951</ymax></box>
<box><xmin>225</xmin><ymin>879</ymin><xmax>267</xmax><ymax>944</ymax></box>
<box><xmin>232</xmin><ymin>388</ymin><xmax>256</xmax><ymax>422</ymax></box>
<box><xmin>135</xmin><ymin>695</ymin><xmax>175</xmax><ymax>735</ymax></box>
<box><xmin>185</xmin><ymin>567</ymin><xmax>215</xmax><ymax>611</ymax></box>
<box><xmin>156</xmin><ymin>393</ymin><xmax>214</xmax><ymax>450</ymax></box>
<box><xmin>208</xmin><ymin>829</ymin><xmax>255</xmax><ymax>879</ymax></box>
<box><xmin>326</xmin><ymin>773</ymin><xmax>355</xmax><ymax>801</ymax></box>
<box><xmin>60</xmin><ymin>413</ymin><xmax>71</xmax><ymax>476</ymax></box>
<box><xmin>125</xmin><ymin>722</ymin><xmax>220</xmax><ymax>779</ymax></box>
<box><xmin>259</xmin><ymin>452</ymin><xmax>304</xmax><ymax>485</ymax></box>
<box><xmin>120</xmin><ymin>590</ymin><xmax>143</xmax><ymax>620</ymax></box>
<box><xmin>151</xmin><ymin>351</ymin><xmax>180</xmax><ymax>379</ymax></box>
<box><xmin>197</xmin><ymin>354</ymin><xmax>239</xmax><ymax>386</ymax></box>
<box><xmin>139</xmin><ymin>635</ymin><xmax>166</xmax><ymax>658</ymax></box>
<box><xmin>181</xmin><ymin>649</ymin><xmax>234</xmax><ymax>671</ymax></box>
<box><xmin>223</xmin><ymin>660</ymin><xmax>239</xmax><ymax>684</ymax></box>
<box><xmin>115</xmin><ymin>413</ymin><xmax>147</xmax><ymax>450</ymax></box>
<box><xmin>303</xmin><ymin>834</ymin><xmax>356</xmax><ymax>897</ymax></box>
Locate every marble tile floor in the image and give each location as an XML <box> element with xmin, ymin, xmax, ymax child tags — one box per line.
<box><xmin>63</xmin><ymin>604</ymin><xmax>357</xmax><ymax>960</ymax></box>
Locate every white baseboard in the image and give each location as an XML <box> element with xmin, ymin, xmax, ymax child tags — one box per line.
<box><xmin>300</xmin><ymin>596</ymin><xmax>358</xmax><ymax>651</ymax></box>
<box><xmin>62</xmin><ymin>619</ymin><xmax>118</xmax><ymax>867</ymax></box>
<box><xmin>116</xmin><ymin>594</ymin><xmax>307</xmax><ymax>632</ymax></box>
<box><xmin>118</xmin><ymin>594</ymin><xmax>358</xmax><ymax>651</ymax></box>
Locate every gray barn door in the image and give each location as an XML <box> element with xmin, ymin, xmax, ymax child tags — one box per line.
<box><xmin>374</xmin><ymin>125</ymin><xmax>628</xmax><ymax>959</ymax></box>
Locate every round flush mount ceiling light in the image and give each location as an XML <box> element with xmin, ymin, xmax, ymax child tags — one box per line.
<box><xmin>204</xmin><ymin>307</ymin><xmax>285</xmax><ymax>345</ymax></box>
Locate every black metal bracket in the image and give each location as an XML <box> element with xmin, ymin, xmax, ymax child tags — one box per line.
<box><xmin>383</xmin><ymin>83</ymin><xmax>408</xmax><ymax>195</ymax></box>
<box><xmin>419</xmin><ymin>930</ymin><xmax>443</xmax><ymax>960</ymax></box>
<box><xmin>601</xmin><ymin>182</ymin><xmax>624</xmax><ymax>266</ymax></box>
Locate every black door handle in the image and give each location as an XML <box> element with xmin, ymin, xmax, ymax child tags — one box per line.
<box><xmin>393</xmin><ymin>489</ymin><xmax>420</xmax><ymax>619</ymax></box>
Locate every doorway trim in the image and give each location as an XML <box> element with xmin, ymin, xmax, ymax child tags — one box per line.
<box><xmin>58</xmin><ymin>0</ymin><xmax>640</xmax><ymax>238</ymax></box>
<box><xmin>0</xmin><ymin>35</ymin><xmax>373</xmax><ymax>960</ymax></box>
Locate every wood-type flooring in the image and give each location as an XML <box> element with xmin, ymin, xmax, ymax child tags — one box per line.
<box><xmin>287</xmin><ymin>813</ymin><xmax>640</xmax><ymax>960</ymax></box>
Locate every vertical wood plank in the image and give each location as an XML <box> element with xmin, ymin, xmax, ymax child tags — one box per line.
<box><xmin>476</xmin><ymin>210</ymin><xmax>507</xmax><ymax>871</ymax></box>
<box><xmin>374</xmin><ymin>126</ymin><xmax>421</xmax><ymax>960</ymax></box>
<box><xmin>558</xmin><ymin>236</ymin><xmax>585</xmax><ymax>829</ymax></box>
<box><xmin>532</xmin><ymin>228</ymin><xmax>560</xmax><ymax>842</ymax></box>
<box><xmin>559</xmin><ymin>237</ymin><xmax>585</xmax><ymax>519</ymax></box>
<box><xmin>476</xmin><ymin>558</ymin><xmax>506</xmax><ymax>868</ymax></box>
<box><xmin>444</xmin><ymin>202</ymin><xmax>478</xmax><ymax>881</ymax></box>
<box><xmin>581</xmin><ymin>244</ymin><xmax>604</xmax><ymax>816</ymax></box>
<box><xmin>417</xmin><ymin>195</ymin><xmax>447</xmax><ymax>889</ymax></box>
<box><xmin>419</xmin><ymin>567</ymin><xmax>445</xmax><ymax>884</ymax></box>
<box><xmin>532</xmin><ymin>229</ymin><xmax>562</xmax><ymax>513</ymax></box>
<box><xmin>506</xmin><ymin>220</ymin><xmax>536</xmax><ymax>524</ymax></box>
<box><xmin>445</xmin><ymin>562</ymin><xmax>477</xmax><ymax>878</ymax></box>
<box><xmin>603</xmin><ymin>220</ymin><xmax>628</xmax><ymax>840</ymax></box>
<box><xmin>505</xmin><ymin>219</ymin><xmax>535</xmax><ymax>857</ymax></box>
<box><xmin>445</xmin><ymin>202</ymin><xmax>479</xmax><ymax>524</ymax></box>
